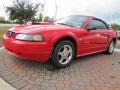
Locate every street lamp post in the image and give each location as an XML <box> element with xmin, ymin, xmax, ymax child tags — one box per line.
<box><xmin>42</xmin><ymin>0</ymin><xmax>46</xmax><ymax>22</ymax></box>
<box><xmin>110</xmin><ymin>13</ymin><xmax>113</xmax><ymax>24</ymax></box>
<box><xmin>54</xmin><ymin>0</ymin><xmax>57</xmax><ymax>20</ymax></box>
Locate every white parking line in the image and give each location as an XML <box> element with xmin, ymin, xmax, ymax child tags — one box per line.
<box><xmin>0</xmin><ymin>47</ymin><xmax>4</xmax><ymax>50</ymax></box>
<box><xmin>115</xmin><ymin>48</ymin><xmax>120</xmax><ymax>52</ymax></box>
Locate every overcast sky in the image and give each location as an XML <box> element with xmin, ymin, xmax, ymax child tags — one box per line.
<box><xmin>0</xmin><ymin>0</ymin><xmax>120</xmax><ymax>23</ymax></box>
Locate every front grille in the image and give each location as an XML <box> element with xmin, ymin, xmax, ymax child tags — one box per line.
<box><xmin>7</xmin><ymin>31</ymin><xmax>14</xmax><ymax>37</ymax></box>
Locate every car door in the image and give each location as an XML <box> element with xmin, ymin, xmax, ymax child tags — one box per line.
<box><xmin>77</xmin><ymin>20</ymin><xmax>99</xmax><ymax>55</ymax></box>
<box><xmin>77</xmin><ymin>28</ymin><xmax>98</xmax><ymax>55</ymax></box>
<box><xmin>86</xmin><ymin>19</ymin><xmax>109</xmax><ymax>51</ymax></box>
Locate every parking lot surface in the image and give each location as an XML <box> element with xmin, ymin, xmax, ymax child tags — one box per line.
<box><xmin>0</xmin><ymin>46</ymin><xmax>120</xmax><ymax>90</ymax></box>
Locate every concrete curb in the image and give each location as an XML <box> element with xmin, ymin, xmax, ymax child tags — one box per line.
<box><xmin>114</xmin><ymin>48</ymin><xmax>120</xmax><ymax>52</ymax></box>
<box><xmin>0</xmin><ymin>47</ymin><xmax>4</xmax><ymax>50</ymax></box>
<box><xmin>0</xmin><ymin>47</ymin><xmax>17</xmax><ymax>90</ymax></box>
<box><xmin>0</xmin><ymin>78</ymin><xmax>17</xmax><ymax>90</ymax></box>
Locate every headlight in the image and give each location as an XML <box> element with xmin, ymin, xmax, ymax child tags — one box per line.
<box><xmin>15</xmin><ymin>34</ymin><xmax>44</xmax><ymax>42</ymax></box>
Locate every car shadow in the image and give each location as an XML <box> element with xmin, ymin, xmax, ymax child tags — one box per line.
<box><xmin>3</xmin><ymin>49</ymin><xmax>108</xmax><ymax>70</ymax></box>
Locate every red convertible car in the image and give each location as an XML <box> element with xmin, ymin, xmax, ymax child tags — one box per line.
<box><xmin>3</xmin><ymin>15</ymin><xmax>117</xmax><ymax>68</ymax></box>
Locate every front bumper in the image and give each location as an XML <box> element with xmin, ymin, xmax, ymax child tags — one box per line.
<box><xmin>3</xmin><ymin>34</ymin><xmax>51</xmax><ymax>62</ymax></box>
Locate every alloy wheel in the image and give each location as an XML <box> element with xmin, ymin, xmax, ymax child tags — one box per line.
<box><xmin>57</xmin><ymin>45</ymin><xmax>73</xmax><ymax>65</ymax></box>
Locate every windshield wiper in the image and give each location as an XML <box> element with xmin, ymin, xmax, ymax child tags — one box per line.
<box><xmin>57</xmin><ymin>23</ymin><xmax>74</xmax><ymax>27</ymax></box>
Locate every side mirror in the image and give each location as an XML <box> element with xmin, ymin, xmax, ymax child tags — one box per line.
<box><xmin>87</xmin><ymin>26</ymin><xmax>96</xmax><ymax>30</ymax></box>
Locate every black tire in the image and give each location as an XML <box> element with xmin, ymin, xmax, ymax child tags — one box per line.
<box><xmin>106</xmin><ymin>40</ymin><xmax>115</xmax><ymax>55</ymax></box>
<box><xmin>51</xmin><ymin>40</ymin><xmax>75</xmax><ymax>68</ymax></box>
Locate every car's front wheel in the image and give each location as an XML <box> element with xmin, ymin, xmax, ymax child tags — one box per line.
<box><xmin>51</xmin><ymin>40</ymin><xmax>75</xmax><ymax>68</ymax></box>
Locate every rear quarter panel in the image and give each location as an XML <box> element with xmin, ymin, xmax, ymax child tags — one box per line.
<box><xmin>107</xmin><ymin>29</ymin><xmax>117</xmax><ymax>44</ymax></box>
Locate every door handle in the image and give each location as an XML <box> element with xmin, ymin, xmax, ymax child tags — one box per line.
<box><xmin>102</xmin><ymin>33</ymin><xmax>110</xmax><ymax>37</ymax></box>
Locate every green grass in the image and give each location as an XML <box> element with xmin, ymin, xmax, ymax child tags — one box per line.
<box><xmin>0</xmin><ymin>27</ymin><xmax>11</xmax><ymax>37</ymax></box>
<box><xmin>0</xmin><ymin>25</ymin><xmax>18</xmax><ymax>47</ymax></box>
<box><xmin>0</xmin><ymin>26</ymin><xmax>12</xmax><ymax>47</ymax></box>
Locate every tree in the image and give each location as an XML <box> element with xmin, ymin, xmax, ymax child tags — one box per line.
<box><xmin>7</xmin><ymin>0</ymin><xmax>41</xmax><ymax>24</ymax></box>
<box><xmin>111</xmin><ymin>23</ymin><xmax>120</xmax><ymax>30</ymax></box>
<box><xmin>44</xmin><ymin>16</ymin><xmax>54</xmax><ymax>22</ymax></box>
<box><xmin>36</xmin><ymin>13</ymin><xmax>43</xmax><ymax>22</ymax></box>
<box><xmin>36</xmin><ymin>13</ymin><xmax>54</xmax><ymax>22</ymax></box>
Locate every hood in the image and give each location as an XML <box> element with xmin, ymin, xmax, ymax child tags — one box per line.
<box><xmin>9</xmin><ymin>23</ymin><xmax>74</xmax><ymax>34</ymax></box>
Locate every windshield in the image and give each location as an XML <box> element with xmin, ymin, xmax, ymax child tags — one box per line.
<box><xmin>56</xmin><ymin>15</ymin><xmax>88</xmax><ymax>28</ymax></box>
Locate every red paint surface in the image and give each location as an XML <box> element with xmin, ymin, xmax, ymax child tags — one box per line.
<box><xmin>3</xmin><ymin>16</ymin><xmax>117</xmax><ymax>62</ymax></box>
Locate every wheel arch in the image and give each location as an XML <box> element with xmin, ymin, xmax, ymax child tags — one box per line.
<box><xmin>50</xmin><ymin>36</ymin><xmax>78</xmax><ymax>59</ymax></box>
<box><xmin>112</xmin><ymin>38</ymin><xmax>117</xmax><ymax>44</ymax></box>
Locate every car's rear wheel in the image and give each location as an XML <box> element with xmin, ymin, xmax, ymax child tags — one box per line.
<box><xmin>106</xmin><ymin>40</ymin><xmax>115</xmax><ymax>55</ymax></box>
<box><xmin>51</xmin><ymin>40</ymin><xmax>75</xmax><ymax>68</ymax></box>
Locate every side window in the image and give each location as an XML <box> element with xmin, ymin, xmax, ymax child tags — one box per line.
<box><xmin>88</xmin><ymin>20</ymin><xmax>108</xmax><ymax>30</ymax></box>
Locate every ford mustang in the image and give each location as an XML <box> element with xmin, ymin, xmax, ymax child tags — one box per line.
<box><xmin>3</xmin><ymin>15</ymin><xmax>117</xmax><ymax>68</ymax></box>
